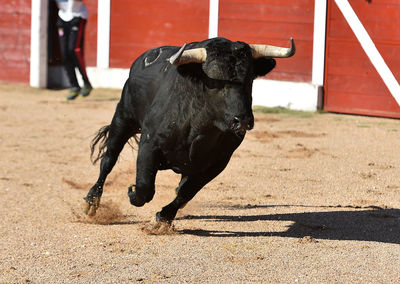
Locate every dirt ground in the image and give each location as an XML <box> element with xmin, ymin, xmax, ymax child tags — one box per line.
<box><xmin>1</xmin><ymin>81</ymin><xmax>400</xmax><ymax>283</ymax></box>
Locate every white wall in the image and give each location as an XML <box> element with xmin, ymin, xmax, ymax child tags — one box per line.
<box><xmin>252</xmin><ymin>79</ymin><xmax>319</xmax><ymax>111</ymax></box>
<box><xmin>30</xmin><ymin>0</ymin><xmax>48</xmax><ymax>88</ymax></box>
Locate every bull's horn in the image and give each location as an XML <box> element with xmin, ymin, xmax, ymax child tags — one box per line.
<box><xmin>169</xmin><ymin>44</ymin><xmax>207</xmax><ymax>66</ymax></box>
<box><xmin>250</xmin><ymin>38</ymin><xmax>296</xmax><ymax>59</ymax></box>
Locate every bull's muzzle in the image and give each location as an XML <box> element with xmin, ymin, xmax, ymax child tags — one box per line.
<box><xmin>232</xmin><ymin>115</ymin><xmax>254</xmax><ymax>136</ymax></box>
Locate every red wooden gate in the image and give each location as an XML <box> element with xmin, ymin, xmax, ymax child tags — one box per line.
<box><xmin>0</xmin><ymin>0</ymin><xmax>31</xmax><ymax>83</ymax></box>
<box><xmin>218</xmin><ymin>0</ymin><xmax>314</xmax><ymax>83</ymax></box>
<box><xmin>324</xmin><ymin>0</ymin><xmax>400</xmax><ymax>118</ymax></box>
<box><xmin>109</xmin><ymin>0</ymin><xmax>209</xmax><ymax>68</ymax></box>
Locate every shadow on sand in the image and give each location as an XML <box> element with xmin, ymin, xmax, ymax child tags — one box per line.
<box><xmin>177</xmin><ymin>205</ymin><xmax>400</xmax><ymax>244</ymax></box>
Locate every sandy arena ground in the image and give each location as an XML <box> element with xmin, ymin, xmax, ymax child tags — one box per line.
<box><xmin>0</xmin><ymin>82</ymin><xmax>400</xmax><ymax>283</ymax></box>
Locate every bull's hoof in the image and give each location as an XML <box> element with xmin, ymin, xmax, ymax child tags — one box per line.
<box><xmin>127</xmin><ymin>185</ymin><xmax>146</xmax><ymax>207</ymax></box>
<box><xmin>141</xmin><ymin>214</ymin><xmax>175</xmax><ymax>235</ymax></box>
<box><xmin>82</xmin><ymin>197</ymin><xmax>101</xmax><ymax>216</ymax></box>
<box><xmin>154</xmin><ymin>212</ymin><xmax>173</xmax><ymax>225</ymax></box>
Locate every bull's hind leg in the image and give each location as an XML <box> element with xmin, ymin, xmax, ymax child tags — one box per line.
<box><xmin>84</xmin><ymin>106</ymin><xmax>137</xmax><ymax>216</ymax></box>
<box><xmin>155</xmin><ymin>157</ymin><xmax>231</xmax><ymax>224</ymax></box>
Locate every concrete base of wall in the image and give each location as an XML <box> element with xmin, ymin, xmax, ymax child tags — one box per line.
<box><xmin>86</xmin><ymin>67</ymin><xmax>319</xmax><ymax>111</ymax></box>
<box><xmin>252</xmin><ymin>79</ymin><xmax>320</xmax><ymax>111</ymax></box>
<box><xmin>86</xmin><ymin>67</ymin><xmax>129</xmax><ymax>89</ymax></box>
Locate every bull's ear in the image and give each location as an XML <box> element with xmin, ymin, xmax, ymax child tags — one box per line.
<box><xmin>253</xmin><ymin>58</ymin><xmax>276</xmax><ymax>77</ymax></box>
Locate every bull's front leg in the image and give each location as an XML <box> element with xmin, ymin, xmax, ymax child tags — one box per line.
<box><xmin>155</xmin><ymin>156</ymin><xmax>231</xmax><ymax>224</ymax></box>
<box><xmin>128</xmin><ymin>138</ymin><xmax>159</xmax><ymax>207</ymax></box>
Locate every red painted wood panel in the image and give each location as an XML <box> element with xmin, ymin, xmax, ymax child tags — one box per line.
<box><xmin>109</xmin><ymin>0</ymin><xmax>209</xmax><ymax>68</ymax></box>
<box><xmin>84</xmin><ymin>0</ymin><xmax>97</xmax><ymax>67</ymax></box>
<box><xmin>324</xmin><ymin>0</ymin><xmax>400</xmax><ymax>118</ymax></box>
<box><xmin>218</xmin><ymin>0</ymin><xmax>314</xmax><ymax>82</ymax></box>
<box><xmin>0</xmin><ymin>0</ymin><xmax>31</xmax><ymax>83</ymax></box>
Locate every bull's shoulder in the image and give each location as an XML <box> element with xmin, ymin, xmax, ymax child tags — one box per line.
<box><xmin>129</xmin><ymin>45</ymin><xmax>182</xmax><ymax>72</ymax></box>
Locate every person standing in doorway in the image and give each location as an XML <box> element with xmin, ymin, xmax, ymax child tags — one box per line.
<box><xmin>56</xmin><ymin>0</ymin><xmax>93</xmax><ymax>100</ymax></box>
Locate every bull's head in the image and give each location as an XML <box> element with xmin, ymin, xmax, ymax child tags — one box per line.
<box><xmin>169</xmin><ymin>38</ymin><xmax>295</xmax><ymax>136</ymax></box>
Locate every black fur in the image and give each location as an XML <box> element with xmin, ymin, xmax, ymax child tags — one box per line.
<box><xmin>85</xmin><ymin>37</ymin><xmax>277</xmax><ymax>222</ymax></box>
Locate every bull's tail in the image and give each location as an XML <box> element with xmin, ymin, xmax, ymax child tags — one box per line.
<box><xmin>90</xmin><ymin>125</ymin><xmax>140</xmax><ymax>165</ymax></box>
<box><xmin>90</xmin><ymin>125</ymin><xmax>111</xmax><ymax>164</ymax></box>
<box><xmin>90</xmin><ymin>81</ymin><xmax>141</xmax><ymax>164</ymax></box>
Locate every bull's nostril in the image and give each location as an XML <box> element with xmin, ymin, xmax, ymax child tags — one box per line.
<box><xmin>233</xmin><ymin>116</ymin><xmax>240</xmax><ymax>123</ymax></box>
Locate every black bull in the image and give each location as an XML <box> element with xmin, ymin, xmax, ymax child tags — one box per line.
<box><xmin>84</xmin><ymin>37</ymin><xmax>295</xmax><ymax>224</ymax></box>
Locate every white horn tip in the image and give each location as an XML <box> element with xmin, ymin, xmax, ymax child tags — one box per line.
<box><xmin>169</xmin><ymin>43</ymin><xmax>187</xmax><ymax>65</ymax></box>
